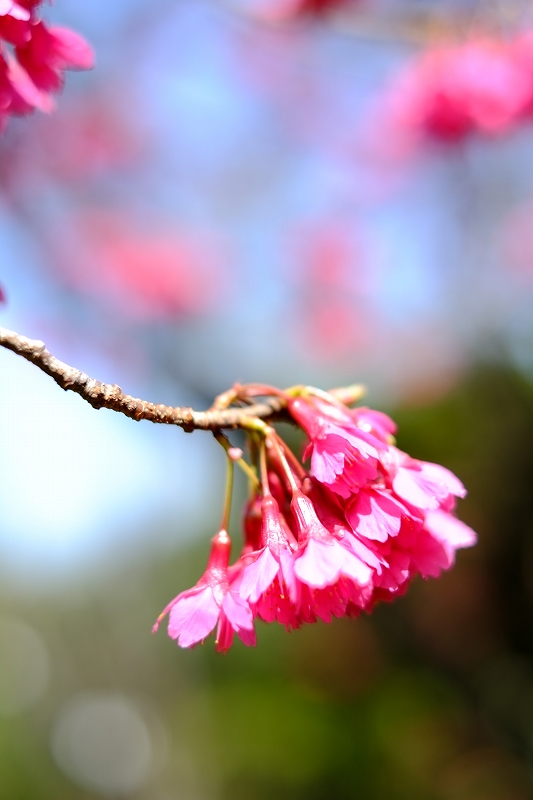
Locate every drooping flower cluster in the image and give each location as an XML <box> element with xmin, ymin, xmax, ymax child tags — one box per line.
<box><xmin>154</xmin><ymin>385</ymin><xmax>476</xmax><ymax>652</ymax></box>
<box><xmin>379</xmin><ymin>33</ymin><xmax>533</xmax><ymax>147</ymax></box>
<box><xmin>0</xmin><ymin>0</ymin><xmax>93</xmax><ymax>131</ymax></box>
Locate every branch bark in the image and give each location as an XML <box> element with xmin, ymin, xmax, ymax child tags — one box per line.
<box><xmin>0</xmin><ymin>326</ymin><xmax>286</xmax><ymax>431</ymax></box>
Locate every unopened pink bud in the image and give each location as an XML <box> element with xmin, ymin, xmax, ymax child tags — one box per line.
<box><xmin>227</xmin><ymin>447</ymin><xmax>243</xmax><ymax>461</ymax></box>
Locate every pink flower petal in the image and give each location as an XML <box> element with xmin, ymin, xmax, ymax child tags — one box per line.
<box><xmin>294</xmin><ymin>537</ymin><xmax>343</xmax><ymax>588</ymax></box>
<box><xmin>340</xmin><ymin>426</ymin><xmax>381</xmax><ymax>460</ymax></box>
<box><xmin>240</xmin><ymin>548</ymin><xmax>280</xmax><ymax>603</ymax></box>
<box><xmin>215</xmin><ymin>614</ymin><xmax>234</xmax><ymax>653</ymax></box>
<box><xmin>49</xmin><ymin>26</ymin><xmax>95</xmax><ymax>70</ymax></box>
<box><xmin>353</xmin><ymin>407</ymin><xmax>397</xmax><ymax>441</ymax></box>
<box><xmin>168</xmin><ymin>586</ymin><xmax>219</xmax><ymax>648</ymax></box>
<box><xmin>235</xmin><ymin>625</ymin><xmax>257</xmax><ymax>648</ymax></box>
<box><xmin>302</xmin><ymin>441</ymin><xmax>313</xmax><ymax>462</ymax></box>
<box><xmin>222</xmin><ymin>590</ymin><xmax>254</xmax><ymax>631</ymax></box>
<box><xmin>279</xmin><ymin>547</ymin><xmax>298</xmax><ymax>603</ymax></box>
<box><xmin>347</xmin><ymin>489</ymin><xmax>404</xmax><ymax>542</ymax></box>
<box><xmin>311</xmin><ymin>443</ymin><xmax>344</xmax><ymax>484</ymax></box>
<box><xmin>294</xmin><ymin>537</ymin><xmax>371</xmax><ymax>589</ymax></box>
<box><xmin>420</xmin><ymin>462</ymin><xmax>466</xmax><ymax>498</ymax></box>
<box><xmin>424</xmin><ymin>509</ymin><xmax>477</xmax><ymax>548</ymax></box>
<box><xmin>218</xmin><ymin>597</ymin><xmax>256</xmax><ymax>651</ymax></box>
<box><xmin>5</xmin><ymin>53</ymin><xmax>55</xmax><ymax>113</ymax></box>
<box><xmin>0</xmin><ymin>0</ymin><xmax>29</xmax><ymax>20</ymax></box>
<box><xmin>377</xmin><ymin>550</ymin><xmax>410</xmax><ymax>590</ymax></box>
<box><xmin>410</xmin><ymin>530</ymin><xmax>452</xmax><ymax>577</ymax></box>
<box><xmin>336</xmin><ymin>545</ymin><xmax>373</xmax><ymax>586</ymax></box>
<box><xmin>392</xmin><ymin>468</ymin><xmax>440</xmax><ymax>509</ymax></box>
<box><xmin>342</xmin><ymin>533</ymin><xmax>384</xmax><ymax>572</ymax></box>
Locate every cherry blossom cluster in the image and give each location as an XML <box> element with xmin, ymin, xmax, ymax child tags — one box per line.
<box><xmin>381</xmin><ymin>32</ymin><xmax>533</xmax><ymax>145</ymax></box>
<box><xmin>154</xmin><ymin>386</ymin><xmax>476</xmax><ymax>652</ymax></box>
<box><xmin>0</xmin><ymin>0</ymin><xmax>93</xmax><ymax>131</ymax></box>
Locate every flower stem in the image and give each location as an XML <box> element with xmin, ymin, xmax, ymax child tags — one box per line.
<box><xmin>269</xmin><ymin>434</ymin><xmax>299</xmax><ymax>494</ymax></box>
<box><xmin>214</xmin><ymin>432</ymin><xmax>260</xmax><ymax>489</ymax></box>
<box><xmin>221</xmin><ymin>455</ymin><xmax>234</xmax><ymax>531</ymax></box>
<box><xmin>259</xmin><ymin>440</ymin><xmax>270</xmax><ymax>496</ymax></box>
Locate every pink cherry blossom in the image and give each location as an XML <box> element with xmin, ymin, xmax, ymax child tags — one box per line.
<box><xmin>304</xmin><ymin>478</ymin><xmax>386</xmax><ymax>574</ymax></box>
<box><xmin>239</xmin><ymin>494</ymin><xmax>301</xmax><ymax>628</ymax></box>
<box><xmin>297</xmin><ymin>576</ymin><xmax>372</xmax><ymax>625</ymax></box>
<box><xmin>378</xmin><ymin>35</ymin><xmax>533</xmax><ymax>149</ymax></box>
<box><xmin>240</xmin><ymin>495</ymin><xmax>296</xmax><ymax>605</ymax></box>
<box><xmin>291</xmin><ymin>489</ymin><xmax>372</xmax><ymax>589</ymax></box>
<box><xmin>350</xmin><ymin>407</ymin><xmax>397</xmax><ymax>443</ymax></box>
<box><xmin>16</xmin><ymin>21</ymin><xmax>94</xmax><ymax>94</ymax></box>
<box><xmin>382</xmin><ymin>447</ymin><xmax>466</xmax><ymax>511</ymax></box>
<box><xmin>252</xmin><ymin>576</ymin><xmax>300</xmax><ymax>628</ymax></box>
<box><xmin>422</xmin><ymin>507</ymin><xmax>477</xmax><ymax>569</ymax></box>
<box><xmin>244</xmin><ymin>487</ymin><xmax>376</xmax><ymax>628</ymax></box>
<box><xmin>0</xmin><ymin>1</ymin><xmax>29</xmax><ymax>22</ymax></box>
<box><xmin>346</xmin><ymin>486</ymin><xmax>408</xmax><ymax>542</ymax></box>
<box><xmin>0</xmin><ymin>5</ymin><xmax>93</xmax><ymax>131</ymax></box>
<box><xmin>153</xmin><ymin>386</ymin><xmax>477</xmax><ymax>651</ymax></box>
<box><xmin>289</xmin><ymin>396</ymin><xmax>383</xmax><ymax>498</ymax></box>
<box><xmin>153</xmin><ymin>530</ymin><xmax>255</xmax><ymax>652</ymax></box>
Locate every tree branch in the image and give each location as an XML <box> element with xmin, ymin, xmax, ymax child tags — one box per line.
<box><xmin>0</xmin><ymin>326</ymin><xmax>286</xmax><ymax>431</ymax></box>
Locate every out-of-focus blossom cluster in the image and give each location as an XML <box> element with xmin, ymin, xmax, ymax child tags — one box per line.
<box><xmin>375</xmin><ymin>32</ymin><xmax>533</xmax><ymax>155</ymax></box>
<box><xmin>154</xmin><ymin>386</ymin><xmax>476</xmax><ymax>651</ymax></box>
<box><xmin>0</xmin><ymin>0</ymin><xmax>93</xmax><ymax>132</ymax></box>
<box><xmin>289</xmin><ymin>222</ymin><xmax>372</xmax><ymax>361</ymax></box>
<box><xmin>234</xmin><ymin>0</ymin><xmax>356</xmax><ymax>23</ymax></box>
<box><xmin>49</xmin><ymin>209</ymin><xmax>227</xmax><ymax>321</ymax></box>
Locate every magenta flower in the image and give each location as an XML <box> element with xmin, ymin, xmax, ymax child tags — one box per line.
<box><xmin>291</xmin><ymin>489</ymin><xmax>372</xmax><ymax>590</ymax></box>
<box><xmin>0</xmin><ymin>1</ymin><xmax>29</xmax><ymax>23</ymax></box>
<box><xmin>412</xmin><ymin>507</ymin><xmax>477</xmax><ymax>577</ymax></box>
<box><xmin>242</xmin><ymin>487</ymin><xmax>376</xmax><ymax>628</ymax></box>
<box><xmin>350</xmin><ymin>406</ymin><xmax>397</xmax><ymax>444</ymax></box>
<box><xmin>378</xmin><ymin>36</ymin><xmax>533</xmax><ymax>147</ymax></box>
<box><xmin>16</xmin><ymin>21</ymin><xmax>94</xmax><ymax>93</ymax></box>
<box><xmin>373</xmin><ymin>547</ymin><xmax>411</xmax><ymax>594</ymax></box>
<box><xmin>0</xmin><ymin>4</ymin><xmax>93</xmax><ymax>131</ymax></box>
<box><xmin>153</xmin><ymin>530</ymin><xmax>255</xmax><ymax>652</ymax></box>
<box><xmin>240</xmin><ymin>495</ymin><xmax>296</xmax><ymax>605</ymax></box>
<box><xmin>297</xmin><ymin>576</ymin><xmax>373</xmax><ymax>625</ymax></box>
<box><xmin>289</xmin><ymin>396</ymin><xmax>383</xmax><ymax>498</ymax></box>
<box><xmin>239</xmin><ymin>494</ymin><xmax>301</xmax><ymax>629</ymax></box>
<box><xmin>346</xmin><ymin>486</ymin><xmax>409</xmax><ymax>542</ymax></box>
<box><xmin>151</xmin><ymin>384</ymin><xmax>477</xmax><ymax>651</ymax></box>
<box><xmin>306</xmin><ymin>478</ymin><xmax>386</xmax><ymax>575</ymax></box>
<box><xmin>382</xmin><ymin>447</ymin><xmax>466</xmax><ymax>511</ymax></box>
<box><xmin>252</xmin><ymin>578</ymin><xmax>300</xmax><ymax>629</ymax></box>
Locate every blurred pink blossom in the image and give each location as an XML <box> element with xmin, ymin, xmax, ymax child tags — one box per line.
<box><xmin>369</xmin><ymin>34</ymin><xmax>533</xmax><ymax>160</ymax></box>
<box><xmin>51</xmin><ymin>209</ymin><xmax>226</xmax><ymax>321</ymax></box>
<box><xmin>0</xmin><ymin>0</ymin><xmax>93</xmax><ymax>131</ymax></box>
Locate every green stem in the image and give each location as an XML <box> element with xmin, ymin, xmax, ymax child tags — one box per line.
<box><xmin>214</xmin><ymin>432</ymin><xmax>260</xmax><ymax>489</ymax></box>
<box><xmin>270</xmin><ymin>434</ymin><xmax>299</xmax><ymax>494</ymax></box>
<box><xmin>259</xmin><ymin>440</ymin><xmax>270</xmax><ymax>496</ymax></box>
<box><xmin>221</xmin><ymin>456</ymin><xmax>234</xmax><ymax>531</ymax></box>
